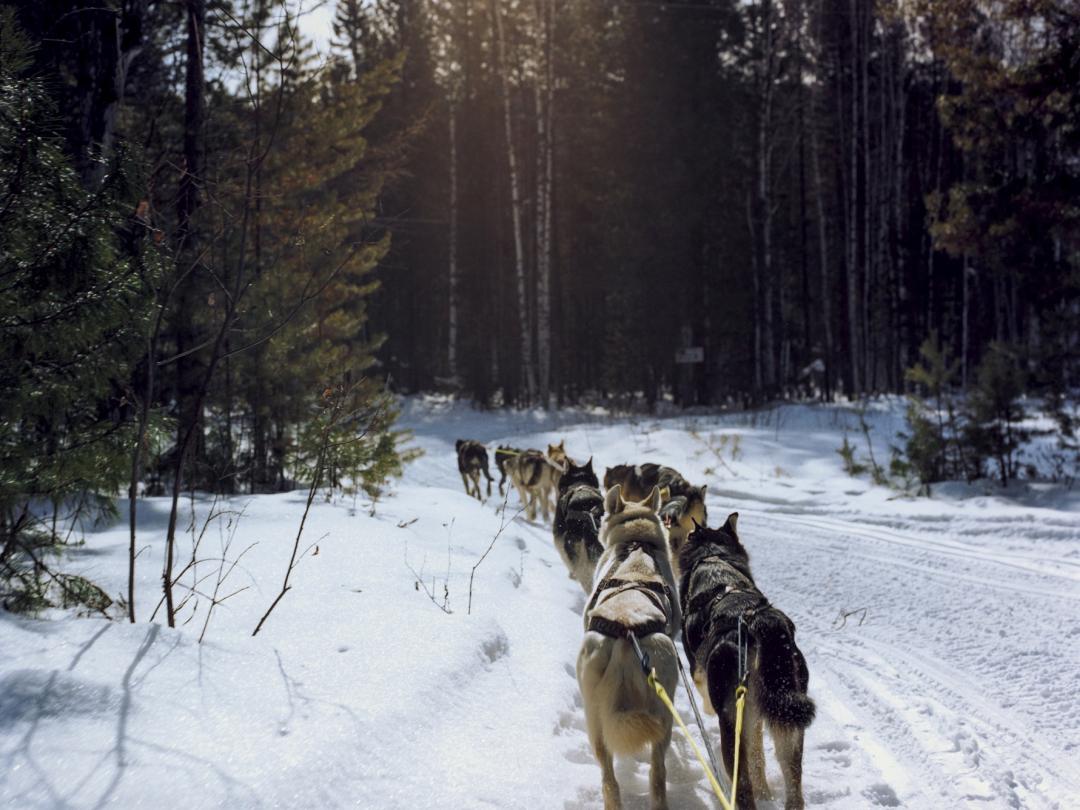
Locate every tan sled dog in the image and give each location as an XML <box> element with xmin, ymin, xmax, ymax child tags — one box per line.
<box><xmin>577</xmin><ymin>485</ymin><xmax>681</xmax><ymax>810</ymax></box>
<box><xmin>506</xmin><ymin>449</ymin><xmax>562</xmax><ymax>522</ymax></box>
<box><xmin>547</xmin><ymin>439</ymin><xmax>569</xmax><ymax>468</ymax></box>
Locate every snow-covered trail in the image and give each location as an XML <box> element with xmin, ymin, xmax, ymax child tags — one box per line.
<box><xmin>741</xmin><ymin>509</ymin><xmax>1080</xmax><ymax>809</ymax></box>
<box><xmin>2</xmin><ymin>399</ymin><xmax>1078</xmax><ymax>809</ymax></box>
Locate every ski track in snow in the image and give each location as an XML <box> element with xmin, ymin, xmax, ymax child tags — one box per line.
<box><xmin>1</xmin><ymin>400</ymin><xmax>1078</xmax><ymax>809</ymax></box>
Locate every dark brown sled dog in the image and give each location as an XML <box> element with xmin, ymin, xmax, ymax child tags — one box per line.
<box><xmin>678</xmin><ymin>515</ymin><xmax>815</xmax><ymax>810</ymax></box>
<box><xmin>455</xmin><ymin>439</ymin><xmax>493</xmax><ymax>500</ymax></box>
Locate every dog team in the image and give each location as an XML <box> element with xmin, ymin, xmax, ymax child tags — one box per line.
<box><xmin>454</xmin><ymin>438</ymin><xmax>815</xmax><ymax>810</ymax></box>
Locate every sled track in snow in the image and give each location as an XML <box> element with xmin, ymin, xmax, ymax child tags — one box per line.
<box><xmin>739</xmin><ymin>506</ymin><xmax>1080</xmax><ymax>810</ymax></box>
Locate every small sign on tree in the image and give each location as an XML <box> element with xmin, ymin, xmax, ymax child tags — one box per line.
<box><xmin>675</xmin><ymin>346</ymin><xmax>704</xmax><ymax>364</ymax></box>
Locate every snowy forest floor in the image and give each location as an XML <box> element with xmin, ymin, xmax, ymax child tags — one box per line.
<box><xmin>2</xmin><ymin>397</ymin><xmax>1079</xmax><ymax>809</ymax></box>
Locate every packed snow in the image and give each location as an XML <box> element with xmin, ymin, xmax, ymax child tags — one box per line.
<box><xmin>2</xmin><ymin>398</ymin><xmax>1079</xmax><ymax>809</ymax></box>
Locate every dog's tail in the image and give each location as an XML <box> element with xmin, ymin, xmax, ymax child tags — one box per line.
<box><xmin>749</xmin><ymin>607</ymin><xmax>816</xmax><ymax>729</ymax></box>
<box><xmin>596</xmin><ymin>638</ymin><xmax>669</xmax><ymax>755</ymax></box>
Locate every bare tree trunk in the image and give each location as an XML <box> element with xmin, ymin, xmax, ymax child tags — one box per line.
<box><xmin>533</xmin><ymin>0</ymin><xmax>554</xmax><ymax>406</ymax></box>
<box><xmin>754</xmin><ymin>0</ymin><xmax>777</xmax><ymax>393</ymax></box>
<box><xmin>447</xmin><ymin>96</ymin><xmax>460</xmax><ymax>384</ymax></box>
<box><xmin>165</xmin><ymin>0</ymin><xmax>206</xmax><ymax>628</ymax></box>
<box><xmin>846</xmin><ymin>0</ymin><xmax>862</xmax><ymax>395</ymax></box>
<box><xmin>891</xmin><ymin>28</ymin><xmax>909</xmax><ymax>382</ymax></box>
<box><xmin>491</xmin><ymin>0</ymin><xmax>536</xmax><ymax>404</ymax></box>
<box><xmin>810</xmin><ymin>115</ymin><xmax>833</xmax><ymax>401</ymax></box>
<box><xmin>860</xmin><ymin>0</ymin><xmax>871</xmax><ymax>391</ymax></box>
<box><xmin>748</xmin><ymin>191</ymin><xmax>763</xmax><ymax>395</ymax></box>
<box><xmin>962</xmin><ymin>253</ymin><xmax>970</xmax><ymax>390</ymax></box>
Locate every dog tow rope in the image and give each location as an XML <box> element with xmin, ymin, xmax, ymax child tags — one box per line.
<box><xmin>627</xmin><ymin>628</ymin><xmax>748</xmax><ymax>810</ymax></box>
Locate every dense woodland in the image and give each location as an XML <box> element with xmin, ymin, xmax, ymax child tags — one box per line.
<box><xmin>352</xmin><ymin>0</ymin><xmax>1080</xmax><ymax>409</ymax></box>
<box><xmin>0</xmin><ymin>1</ymin><xmax>1078</xmax><ymax>614</ymax></box>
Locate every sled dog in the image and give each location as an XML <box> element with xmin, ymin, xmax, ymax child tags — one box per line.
<box><xmin>577</xmin><ymin>485</ymin><xmax>681</xmax><ymax>810</ymax></box>
<box><xmin>506</xmin><ymin>449</ymin><xmax>561</xmax><ymax>522</ymax></box>
<box><xmin>553</xmin><ymin>457</ymin><xmax>604</xmax><ymax>592</ymax></box>
<box><xmin>494</xmin><ymin>445</ymin><xmax>522</xmax><ymax>496</ymax></box>
<box><xmin>547</xmin><ymin>439</ymin><xmax>569</xmax><ymax>468</ymax></box>
<box><xmin>455</xmin><ymin>439</ymin><xmax>492</xmax><ymax>500</ymax></box>
<box><xmin>604</xmin><ymin>463</ymin><xmax>707</xmax><ymax>556</ymax></box>
<box><xmin>678</xmin><ymin>515</ymin><xmax>815</xmax><ymax>810</ymax></box>
<box><xmin>657</xmin><ymin>487</ymin><xmax>708</xmax><ymax>557</ymax></box>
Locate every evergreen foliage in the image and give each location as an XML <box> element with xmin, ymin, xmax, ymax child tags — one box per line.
<box><xmin>964</xmin><ymin>343</ymin><xmax>1029</xmax><ymax>486</ymax></box>
<box><xmin>902</xmin><ymin>333</ymin><xmax>960</xmax><ymax>489</ymax></box>
<box><xmin>0</xmin><ymin>9</ymin><xmax>161</xmax><ymax>611</ymax></box>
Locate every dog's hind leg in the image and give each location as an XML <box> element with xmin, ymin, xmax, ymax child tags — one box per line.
<box><xmin>717</xmin><ymin>701</ymin><xmax>757</xmax><ymax>810</ymax></box>
<box><xmin>596</xmin><ymin>735</ymin><xmax>621</xmax><ymax>810</ymax></box>
<box><xmin>772</xmin><ymin>725</ymin><xmax>806</xmax><ymax>810</ymax></box>
<box><xmin>579</xmin><ymin>634</ymin><xmax>621</xmax><ymax>810</ymax></box>
<box><xmin>649</xmin><ymin>727</ymin><xmax>671</xmax><ymax>810</ymax></box>
<box><xmin>460</xmin><ymin>471</ymin><xmax>472</xmax><ymax>497</ymax></box>
<box><xmin>749</xmin><ymin>711</ymin><xmax>773</xmax><ymax>801</ymax></box>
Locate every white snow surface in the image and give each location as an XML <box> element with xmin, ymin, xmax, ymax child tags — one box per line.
<box><xmin>2</xmin><ymin>398</ymin><xmax>1079</xmax><ymax>809</ymax></box>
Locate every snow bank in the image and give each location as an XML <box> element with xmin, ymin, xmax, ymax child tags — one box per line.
<box><xmin>2</xmin><ymin>398</ymin><xmax>1078</xmax><ymax>808</ymax></box>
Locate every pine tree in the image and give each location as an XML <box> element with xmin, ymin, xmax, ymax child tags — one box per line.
<box><xmin>964</xmin><ymin>343</ymin><xmax>1029</xmax><ymax>486</ymax></box>
<box><xmin>0</xmin><ymin>10</ymin><xmax>161</xmax><ymax>611</ymax></box>
<box><xmin>902</xmin><ymin>331</ymin><xmax>960</xmax><ymax>488</ymax></box>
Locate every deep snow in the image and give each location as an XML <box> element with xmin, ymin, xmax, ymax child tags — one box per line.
<box><xmin>2</xmin><ymin>398</ymin><xmax>1079</xmax><ymax>809</ymax></box>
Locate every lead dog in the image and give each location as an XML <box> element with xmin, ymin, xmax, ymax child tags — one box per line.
<box><xmin>577</xmin><ymin>485</ymin><xmax>681</xmax><ymax>810</ymax></box>
<box><xmin>678</xmin><ymin>515</ymin><xmax>815</xmax><ymax>810</ymax></box>
<box><xmin>455</xmin><ymin>439</ymin><xmax>493</xmax><ymax>500</ymax></box>
<box><xmin>553</xmin><ymin>457</ymin><xmax>604</xmax><ymax>592</ymax></box>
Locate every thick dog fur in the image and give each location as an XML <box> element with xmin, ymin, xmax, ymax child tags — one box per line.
<box><xmin>455</xmin><ymin>439</ymin><xmax>493</xmax><ymax>500</ymax></box>
<box><xmin>553</xmin><ymin>457</ymin><xmax>604</xmax><ymax>592</ymax></box>
<box><xmin>604</xmin><ymin>463</ymin><xmax>707</xmax><ymax>557</ymax></box>
<box><xmin>494</xmin><ymin>445</ymin><xmax>522</xmax><ymax>496</ymax></box>
<box><xmin>678</xmin><ymin>515</ymin><xmax>815</xmax><ymax>810</ymax></box>
<box><xmin>577</xmin><ymin>485</ymin><xmax>681</xmax><ymax>810</ymax></box>
<box><xmin>506</xmin><ymin>449</ymin><xmax>562</xmax><ymax>521</ymax></box>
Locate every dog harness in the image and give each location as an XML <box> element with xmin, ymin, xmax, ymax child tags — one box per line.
<box><xmin>586</xmin><ymin>542</ymin><xmax>675</xmax><ymax>639</ymax></box>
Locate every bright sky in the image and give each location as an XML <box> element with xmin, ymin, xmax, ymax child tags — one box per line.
<box><xmin>297</xmin><ymin>0</ymin><xmax>335</xmax><ymax>58</ymax></box>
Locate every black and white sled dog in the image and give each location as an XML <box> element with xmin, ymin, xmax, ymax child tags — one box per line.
<box><xmin>678</xmin><ymin>515</ymin><xmax>815</xmax><ymax>810</ymax></box>
<box><xmin>455</xmin><ymin>439</ymin><xmax>493</xmax><ymax>500</ymax></box>
<box><xmin>553</xmin><ymin>457</ymin><xmax>604</xmax><ymax>592</ymax></box>
<box><xmin>578</xmin><ymin>485</ymin><xmax>682</xmax><ymax>810</ymax></box>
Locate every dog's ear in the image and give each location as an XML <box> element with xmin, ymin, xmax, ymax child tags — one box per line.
<box><xmin>604</xmin><ymin>484</ymin><xmax>624</xmax><ymax>515</ymax></box>
<box><xmin>455</xmin><ymin>439</ymin><xmax>463</xmax><ymax>451</ymax></box>
<box><xmin>585</xmin><ymin>456</ymin><xmax>593</xmax><ymax>471</ymax></box>
<box><xmin>724</xmin><ymin>512</ymin><xmax>739</xmax><ymax>534</ymax></box>
<box><xmin>658</xmin><ymin>485</ymin><xmax>671</xmax><ymax>502</ymax></box>
<box><xmin>646</xmin><ymin>485</ymin><xmax>662</xmax><ymax>513</ymax></box>
<box><xmin>558</xmin><ymin>439</ymin><xmax>565</xmax><ymax>450</ymax></box>
<box><xmin>699</xmin><ymin>484</ymin><xmax>708</xmax><ymax>499</ymax></box>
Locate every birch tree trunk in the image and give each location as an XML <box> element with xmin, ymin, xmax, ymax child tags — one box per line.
<box><xmin>491</xmin><ymin>0</ymin><xmax>537</xmax><ymax>403</ymax></box>
<box><xmin>533</xmin><ymin>0</ymin><xmax>553</xmax><ymax>406</ymax></box>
